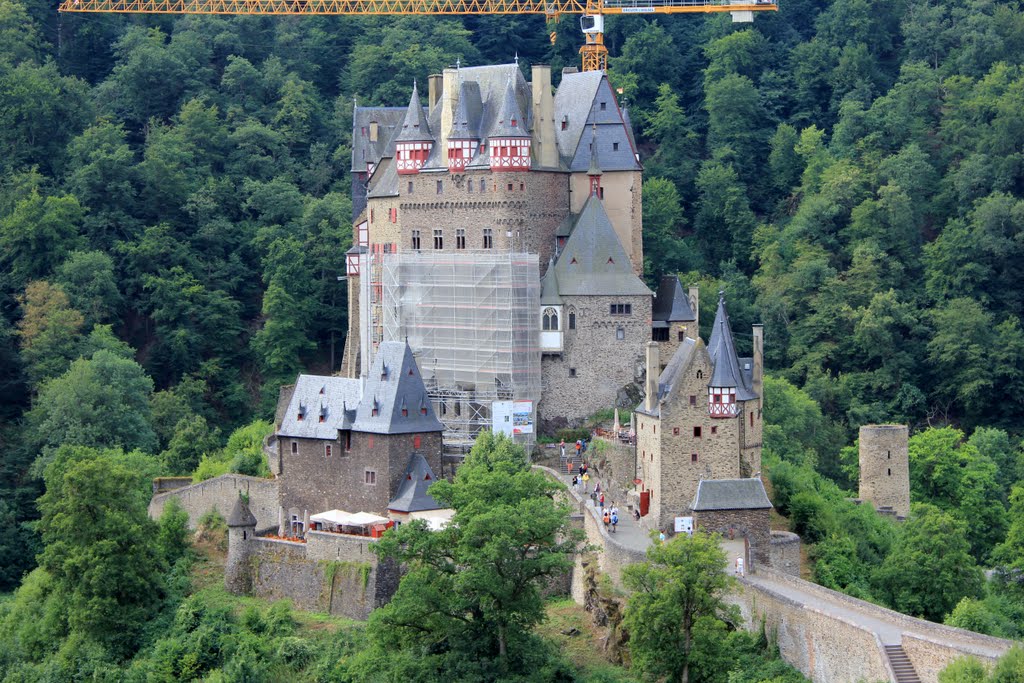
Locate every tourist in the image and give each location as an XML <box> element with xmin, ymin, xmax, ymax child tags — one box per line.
<box><xmin>603</xmin><ymin>510</ymin><xmax>610</xmax><ymax>528</ymax></box>
<box><xmin>572</xmin><ymin>475</ymin><xmax>578</xmax><ymax>490</ymax></box>
<box><xmin>659</xmin><ymin>530</ymin><xmax>666</xmax><ymax>543</ymax></box>
<box><xmin>611</xmin><ymin>511</ymin><xmax>618</xmax><ymax>533</ymax></box>
<box><xmin>560</xmin><ymin>440</ymin><xmax>566</xmax><ymax>458</ymax></box>
<box><xmin>633</xmin><ymin>508</ymin><xmax>641</xmax><ymax>522</ymax></box>
<box><xmin>599</xmin><ymin>492</ymin><xmax>605</xmax><ymax>509</ymax></box>
<box><xmin>582</xmin><ymin>472</ymin><xmax>590</xmax><ymax>492</ymax></box>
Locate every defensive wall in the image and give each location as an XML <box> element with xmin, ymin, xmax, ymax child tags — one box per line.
<box><xmin>149</xmin><ymin>474</ymin><xmax>280</xmax><ymax>533</ymax></box>
<box><xmin>768</xmin><ymin>531</ymin><xmax>801</xmax><ymax>577</ymax></box>
<box><xmin>234</xmin><ymin>531</ymin><xmax>399</xmax><ymax>621</ymax></box>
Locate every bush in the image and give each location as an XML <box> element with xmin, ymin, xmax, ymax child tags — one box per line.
<box><xmin>555</xmin><ymin>428</ymin><xmax>590</xmax><ymax>445</ymax></box>
<box><xmin>788</xmin><ymin>491</ymin><xmax>834</xmax><ymax>543</ymax></box>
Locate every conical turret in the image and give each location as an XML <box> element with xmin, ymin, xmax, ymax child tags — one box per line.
<box><xmin>396</xmin><ymin>82</ymin><xmax>433</xmax><ymax>174</ymax></box>
<box><xmin>488</xmin><ymin>78</ymin><xmax>531</xmax><ymax>171</ymax></box>
<box><xmin>448</xmin><ymin>81</ymin><xmax>479</xmax><ymax>172</ymax></box>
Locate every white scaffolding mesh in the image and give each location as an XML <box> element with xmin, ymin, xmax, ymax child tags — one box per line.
<box><xmin>377</xmin><ymin>251</ymin><xmax>541</xmax><ymax>457</ymax></box>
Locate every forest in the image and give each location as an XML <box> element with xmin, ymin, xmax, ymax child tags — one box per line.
<box><xmin>1</xmin><ymin>0</ymin><xmax>1024</xmax><ymax>679</ymax></box>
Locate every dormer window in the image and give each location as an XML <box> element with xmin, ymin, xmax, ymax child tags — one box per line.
<box><xmin>421</xmin><ymin>407</ymin><xmax>427</xmax><ymax>415</ymax></box>
<box><xmin>372</xmin><ymin>408</ymin><xmax>379</xmax><ymax>417</ymax></box>
<box><xmin>511</xmin><ymin>117</ymin><xmax>517</xmax><ymax>127</ymax></box>
<box><xmin>297</xmin><ymin>404</ymin><xmax>306</xmax><ymax>421</ymax></box>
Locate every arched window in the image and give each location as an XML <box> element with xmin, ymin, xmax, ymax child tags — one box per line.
<box><xmin>543</xmin><ymin>307</ymin><xmax>559</xmax><ymax>331</ymax></box>
<box><xmin>696</xmin><ymin>370</ymin><xmax>703</xmax><ymax>379</ymax></box>
<box><xmin>568</xmin><ymin>311</ymin><xmax>576</xmax><ymax>330</ymax></box>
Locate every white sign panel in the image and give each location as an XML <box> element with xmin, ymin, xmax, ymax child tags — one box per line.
<box><xmin>512</xmin><ymin>401</ymin><xmax>534</xmax><ymax>435</ymax></box>
<box><xmin>675</xmin><ymin>516</ymin><xmax>694</xmax><ymax>536</ymax></box>
<box><xmin>492</xmin><ymin>401</ymin><xmax>514</xmax><ymax>436</ymax></box>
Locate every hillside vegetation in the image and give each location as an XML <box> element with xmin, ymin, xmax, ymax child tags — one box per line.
<box><xmin>1</xmin><ymin>0</ymin><xmax>1024</xmax><ymax>677</ymax></box>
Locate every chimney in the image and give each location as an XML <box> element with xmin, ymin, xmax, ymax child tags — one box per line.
<box><xmin>440</xmin><ymin>68</ymin><xmax>458</xmax><ymax>165</ymax></box>
<box><xmin>531</xmin><ymin>64</ymin><xmax>557</xmax><ymax>168</ymax></box>
<box><xmin>688</xmin><ymin>286</ymin><xmax>700</xmax><ymax>340</ymax></box>
<box><xmin>644</xmin><ymin>342</ymin><xmax>660</xmax><ymax>412</ymax></box>
<box><xmin>428</xmin><ymin>74</ymin><xmax>443</xmax><ymax>109</ymax></box>
<box><xmin>752</xmin><ymin>324</ymin><xmax>763</xmax><ymax>410</ymax></box>
<box><xmin>369</xmin><ymin>121</ymin><xmax>379</xmax><ymax>143</ymax></box>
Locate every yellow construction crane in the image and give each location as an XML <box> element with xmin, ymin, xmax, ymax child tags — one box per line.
<box><xmin>59</xmin><ymin>0</ymin><xmax>777</xmax><ymax>72</ymax></box>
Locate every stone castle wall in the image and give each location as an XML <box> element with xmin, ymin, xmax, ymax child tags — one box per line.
<box><xmin>859</xmin><ymin>424</ymin><xmax>910</xmax><ymax>518</ymax></box>
<box><xmin>149</xmin><ymin>474</ymin><xmax>279</xmax><ymax>533</ymax></box>
<box><xmin>569</xmin><ymin>170</ymin><xmax>643</xmax><ymax>273</ymax></box>
<box><xmin>540</xmin><ymin>294</ymin><xmax>651</xmax><ymax>429</ymax></box>
<box><xmin>769</xmin><ymin>531</ymin><xmax>801</xmax><ymax>577</ymax></box>
<box><xmin>240</xmin><ymin>531</ymin><xmax>399</xmax><ymax>621</ymax></box>
<box><xmin>694</xmin><ymin>507</ymin><xmax>771</xmax><ymax>571</ymax></box>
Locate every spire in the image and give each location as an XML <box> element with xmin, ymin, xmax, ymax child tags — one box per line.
<box><xmin>227</xmin><ymin>496</ymin><xmax>257</xmax><ymax>528</ymax></box>
<box><xmin>707</xmin><ymin>292</ymin><xmax>744</xmax><ymax>390</ymax></box>
<box><xmin>396</xmin><ymin>81</ymin><xmax>431</xmax><ymax>142</ymax></box>
<box><xmin>540</xmin><ymin>258</ymin><xmax>563</xmax><ymax>305</ymax></box>
<box><xmin>489</xmin><ymin>77</ymin><xmax>528</xmax><ymax>139</ymax></box>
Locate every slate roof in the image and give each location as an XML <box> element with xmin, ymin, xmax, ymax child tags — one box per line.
<box><xmin>351</xmin><ymin>341</ymin><xmax>445</xmax><ymax>435</ymax></box>
<box><xmin>450</xmin><ymin>80</ymin><xmax>483</xmax><ymax>139</ymax></box>
<box><xmin>552</xmin><ymin>196</ymin><xmax>651</xmax><ymax>297</ymax></box>
<box><xmin>652</xmin><ymin>276</ymin><xmax>696</xmax><ymax>325</ymax></box>
<box><xmin>227</xmin><ymin>496</ymin><xmax>258</xmax><ymax>527</ymax></box>
<box><xmin>278</xmin><ymin>375</ymin><xmax>361</xmax><ymax>440</ymax></box>
<box><xmin>396</xmin><ymin>82</ymin><xmax>432</xmax><ymax>142</ymax></box>
<box><xmin>489</xmin><ymin>78</ymin><xmax>530</xmax><ymax>138</ymax></box>
<box><xmin>634</xmin><ymin>337</ymin><xmax>700</xmax><ymax>418</ymax></box>
<box><xmin>367</xmin><ymin>156</ymin><xmax>399</xmax><ymax>199</ymax></box>
<box><xmin>555</xmin><ymin>72</ymin><xmax>641</xmax><ymax>172</ymax></box>
<box><xmin>540</xmin><ymin>260</ymin><xmax>563</xmax><ymax>305</ymax></box>
<box><xmin>351</xmin><ymin>106</ymin><xmax>408</xmax><ymax>173</ymax></box>
<box><xmin>707</xmin><ymin>294</ymin><xmax>757</xmax><ymax>400</ymax></box>
<box><xmin>388</xmin><ymin>454</ymin><xmax>443</xmax><ymax>513</ymax></box>
<box><xmin>692</xmin><ymin>478</ymin><xmax>772</xmax><ymax>511</ymax></box>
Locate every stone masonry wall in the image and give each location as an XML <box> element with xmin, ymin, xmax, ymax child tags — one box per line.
<box><xmin>694</xmin><ymin>508</ymin><xmax>770</xmax><ymax>571</ymax></box>
<box><xmin>769</xmin><ymin>531</ymin><xmax>801</xmax><ymax>577</ymax></box>
<box><xmin>540</xmin><ymin>294</ymin><xmax>651</xmax><ymax>429</ymax></box>
<box><xmin>148</xmin><ymin>474</ymin><xmax>279</xmax><ymax>533</ymax></box>
<box><xmin>859</xmin><ymin>424</ymin><xmax>910</xmax><ymax>518</ymax></box>
<box><xmin>245</xmin><ymin>531</ymin><xmax>398</xmax><ymax>621</ymax></box>
<box><xmin>277</xmin><ymin>431</ymin><xmax>443</xmax><ymax>519</ymax></box>
<box><xmin>569</xmin><ymin>170</ymin><xmax>643</xmax><ymax>274</ymax></box>
<box><xmin>902</xmin><ymin>633</ymin><xmax>1005</xmax><ymax>683</ymax></box>
<box><xmin>731</xmin><ymin>576</ymin><xmax>894</xmax><ymax>683</ymax></box>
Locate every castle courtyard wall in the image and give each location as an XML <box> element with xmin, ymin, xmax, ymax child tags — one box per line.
<box><xmin>148</xmin><ymin>474</ymin><xmax>279</xmax><ymax>533</ymax></box>
<box><xmin>694</xmin><ymin>507</ymin><xmax>770</xmax><ymax>571</ymax></box>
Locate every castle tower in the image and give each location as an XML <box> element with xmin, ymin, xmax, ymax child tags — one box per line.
<box><xmin>447</xmin><ymin>81</ymin><xmax>478</xmax><ymax>172</ymax></box>
<box><xmin>395</xmin><ymin>82</ymin><xmax>432</xmax><ymax>175</ymax></box>
<box><xmin>488</xmin><ymin>79</ymin><xmax>531</xmax><ymax>171</ymax></box>
<box><xmin>225</xmin><ymin>496</ymin><xmax>257</xmax><ymax>595</ymax></box>
<box><xmin>707</xmin><ymin>293</ymin><xmax>743</xmax><ymax>418</ymax></box>
<box><xmin>858</xmin><ymin>424</ymin><xmax>910</xmax><ymax>519</ymax></box>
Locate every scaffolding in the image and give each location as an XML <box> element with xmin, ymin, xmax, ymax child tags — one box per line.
<box><xmin>377</xmin><ymin>250</ymin><xmax>541</xmax><ymax>458</ymax></box>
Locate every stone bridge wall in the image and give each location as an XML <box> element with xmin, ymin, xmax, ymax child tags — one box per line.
<box><xmin>149</xmin><ymin>474</ymin><xmax>280</xmax><ymax>533</ymax></box>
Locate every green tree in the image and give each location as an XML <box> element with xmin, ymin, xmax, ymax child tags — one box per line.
<box><xmin>351</xmin><ymin>432</ymin><xmax>584</xmax><ymax>680</ymax></box>
<box><xmin>16</xmin><ymin>280</ymin><xmax>86</xmax><ymax>389</ymax></box>
<box><xmin>54</xmin><ymin>250</ymin><xmax>123</xmax><ymax>326</ymax></box>
<box><xmin>622</xmin><ymin>531</ymin><xmax>736</xmax><ymax>683</ymax></box>
<box><xmin>872</xmin><ymin>504</ymin><xmax>983</xmax><ymax>622</ymax></box>
<box><xmin>36</xmin><ymin>446</ymin><xmax>166</xmax><ymax>658</ymax></box>
<box><xmin>0</xmin><ymin>192</ymin><xmax>85</xmax><ymax>291</ymax></box>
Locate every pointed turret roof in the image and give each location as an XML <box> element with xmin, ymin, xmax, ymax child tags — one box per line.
<box><xmin>450</xmin><ymin>80</ymin><xmax>481</xmax><ymax>140</ymax></box>
<box><xmin>540</xmin><ymin>259</ymin><xmax>563</xmax><ymax>305</ymax></box>
<box><xmin>488</xmin><ymin>78</ymin><xmax>529</xmax><ymax>138</ymax></box>
<box><xmin>396</xmin><ymin>82</ymin><xmax>432</xmax><ymax>142</ymax></box>
<box><xmin>227</xmin><ymin>496</ymin><xmax>257</xmax><ymax>528</ymax></box>
<box><xmin>707</xmin><ymin>293</ymin><xmax>756</xmax><ymax>399</ymax></box>
<box><xmin>552</xmin><ymin>196</ymin><xmax>651</xmax><ymax>296</ymax></box>
<box><xmin>652</xmin><ymin>276</ymin><xmax>696</xmax><ymax>324</ymax></box>
<box><xmin>587</xmin><ymin>129</ymin><xmax>603</xmax><ymax>177</ymax></box>
<box><xmin>352</xmin><ymin>340</ymin><xmax>445</xmax><ymax>434</ymax></box>
<box><xmin>388</xmin><ymin>454</ymin><xmax>443</xmax><ymax>513</ymax></box>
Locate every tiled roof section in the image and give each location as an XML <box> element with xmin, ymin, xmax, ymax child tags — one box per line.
<box><xmin>450</xmin><ymin>80</ymin><xmax>482</xmax><ymax>139</ymax></box>
<box><xmin>488</xmin><ymin>78</ymin><xmax>530</xmax><ymax>138</ymax></box>
<box><xmin>540</xmin><ymin>260</ymin><xmax>563</xmax><ymax>305</ymax></box>
<box><xmin>227</xmin><ymin>496</ymin><xmax>258</xmax><ymax>527</ymax></box>
<box><xmin>458</xmin><ymin>64</ymin><xmax>531</xmax><ymax>142</ymax></box>
<box><xmin>555</xmin><ymin>74</ymin><xmax>641</xmax><ymax>172</ymax></box>
<box><xmin>388</xmin><ymin>454</ymin><xmax>443</xmax><ymax>513</ymax></box>
<box><xmin>692</xmin><ymin>478</ymin><xmax>772</xmax><ymax>511</ymax></box>
<box><xmin>553</xmin><ymin>196</ymin><xmax>651</xmax><ymax>297</ymax></box>
<box><xmin>351</xmin><ymin>106</ymin><xmax>406</xmax><ymax>172</ymax></box>
<box><xmin>554</xmin><ymin>71</ymin><xmax>603</xmax><ymax>164</ymax></box>
<box><xmin>367</xmin><ymin>156</ymin><xmax>399</xmax><ymax>199</ymax></box>
<box><xmin>351</xmin><ymin>341</ymin><xmax>444</xmax><ymax>434</ymax></box>
<box><xmin>652</xmin><ymin>276</ymin><xmax>696</xmax><ymax>323</ymax></box>
<box><xmin>278</xmin><ymin>374</ymin><xmax>361</xmax><ymax>440</ymax></box>
<box><xmin>396</xmin><ymin>82</ymin><xmax>432</xmax><ymax>142</ymax></box>
<box><xmin>707</xmin><ymin>294</ymin><xmax>757</xmax><ymax>400</ymax></box>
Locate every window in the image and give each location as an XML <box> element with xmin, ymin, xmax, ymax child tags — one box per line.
<box><xmin>368</xmin><ymin>435</ymin><xmax>374</xmax><ymax>448</ymax></box>
<box><xmin>600</xmin><ymin>101</ymin><xmax>607</xmax><ymax>111</ymax></box>
<box><xmin>389</xmin><ymin>207</ymin><xmax>397</xmax><ymax>223</ymax></box>
<box><xmin>401</xmin><ymin>407</ymin><xmax>408</xmax><ymax>416</ymax></box>
<box><xmin>468</xmin><ymin>180</ymin><xmax>474</xmax><ymax>193</ymax></box>
<box><xmin>325</xmin><ymin>444</ymin><xmax>332</xmax><ymax>457</ymax></box>
<box><xmin>561</xmin><ymin>116</ymin><xmax>568</xmax><ymax>130</ymax></box>
<box><xmin>568</xmin><ymin>312</ymin><xmax>576</xmax><ymax>329</ymax></box>
<box><xmin>542</xmin><ymin>307</ymin><xmax>559</xmax><ymax>331</ymax></box>
<box><xmin>673</xmin><ymin>427</ymin><xmax>680</xmax><ymax>436</ymax></box>
<box><xmin>616</xmin><ymin>326</ymin><xmax>625</xmax><ymax>340</ymax></box>
<box><xmin>569</xmin><ymin>368</ymin><xmax>577</xmax><ymax>377</ymax></box>
<box><xmin>678</xmin><ymin>330</ymin><xmax>686</xmax><ymax>342</ymax></box>
<box><xmin>520</xmin><ymin>182</ymin><xmax>524</xmax><ymax>191</ymax></box>
<box><xmin>437</xmin><ymin>180</ymin><xmax>443</xmax><ymax>194</ymax></box>
<box><xmin>696</xmin><ymin>370</ymin><xmax>703</xmax><ymax>379</ymax></box>
<box><xmin>888</xmin><ymin>468</ymin><xmax>891</xmax><ymax>476</ymax></box>
<box><xmin>411</xmin><ymin>230</ymin><xmax>421</xmax><ymax>250</ymax></box>
<box><xmin>653</xmin><ymin>425</ymin><xmax>656</xmax><ymax>434</ymax></box>
<box><xmin>456</xmin><ymin>229</ymin><xmax>466</xmax><ymax>249</ymax></box>
<box><xmin>508</xmin><ymin>183</ymin><xmax>513</xmax><ymax>191</ymax></box>
<box><xmin>371</xmin><ymin>407</ymin><xmax>379</xmax><ymax>416</ymax></box>
<box><xmin>420</xmin><ymin>406</ymin><xmax>428</xmax><ymax>415</ymax></box>
<box><xmin>291</xmin><ymin>441</ymin><xmax>297</xmax><ymax>454</ymax></box>
<box><xmin>433</xmin><ymin>229</ymin><xmax>443</xmax><ymax>250</ymax></box>
<box><xmin>711</xmin><ymin>426</ymin><xmax>717</xmax><ymax>435</ymax></box>
<box><xmin>483</xmin><ymin>228</ymin><xmax>493</xmax><ymax>249</ymax></box>
<box><xmin>480</xmin><ymin>179</ymin><xmax>486</xmax><ymax>192</ymax></box>
<box><xmin>694</xmin><ymin>426</ymin><xmax>702</xmax><ymax>438</ymax></box>
<box><xmin>610</xmin><ymin>303</ymin><xmax>632</xmax><ymax>315</ymax></box>
<box><xmin>689</xmin><ymin>395</ymin><xmax>696</xmax><ymax>406</ymax></box>
<box><xmin>653</xmin><ymin>328</ymin><xmax>669</xmax><ymax>341</ymax></box>
<box><xmin>345</xmin><ymin>431</ymin><xmax>352</xmax><ymax>451</ymax></box>
<box><xmin>365</xmin><ymin>470</ymin><xmax>377</xmax><ymax>485</ymax></box>
<box><xmin>691</xmin><ymin>453</ymin><xmax>698</xmax><ymax>463</ymax></box>
<box><xmin>750</xmin><ymin>412</ymin><xmax>754</xmax><ymax>426</ymax></box>
<box><xmin>613</xmin><ymin>142</ymin><xmax>619</xmax><ymax>151</ymax></box>
<box><xmin>414</xmin><ymin>435</ymin><xmax>422</xmax><ymax>449</ymax></box>
<box><xmin>887</xmin><ymin>451</ymin><xmax>891</xmax><ymax>459</ymax></box>
<box><xmin>408</xmin><ymin>181</ymin><xmax>413</xmax><ymax>194</ymax></box>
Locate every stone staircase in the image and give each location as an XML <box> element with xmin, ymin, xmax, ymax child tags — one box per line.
<box><xmin>884</xmin><ymin>644</ymin><xmax>921</xmax><ymax>683</ymax></box>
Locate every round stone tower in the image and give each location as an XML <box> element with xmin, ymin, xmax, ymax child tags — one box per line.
<box><xmin>225</xmin><ymin>496</ymin><xmax>257</xmax><ymax>594</ymax></box>
<box><xmin>858</xmin><ymin>424</ymin><xmax>910</xmax><ymax>520</ymax></box>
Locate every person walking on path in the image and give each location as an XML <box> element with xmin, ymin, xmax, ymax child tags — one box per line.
<box><xmin>659</xmin><ymin>530</ymin><xmax>666</xmax><ymax>543</ymax></box>
<box><xmin>611</xmin><ymin>511</ymin><xmax>618</xmax><ymax>533</ymax></box>
<box><xmin>560</xmin><ymin>440</ymin><xmax>566</xmax><ymax>459</ymax></box>
<box><xmin>571</xmin><ymin>475</ymin><xmax>578</xmax><ymax>490</ymax></box>
<box><xmin>575</xmin><ymin>440</ymin><xmax>582</xmax><ymax>458</ymax></box>
<box><xmin>582</xmin><ymin>472</ymin><xmax>590</xmax><ymax>493</ymax></box>
<box><xmin>599</xmin><ymin>492</ymin><xmax>605</xmax><ymax>510</ymax></box>
<box><xmin>603</xmin><ymin>510</ymin><xmax>611</xmax><ymax>529</ymax></box>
